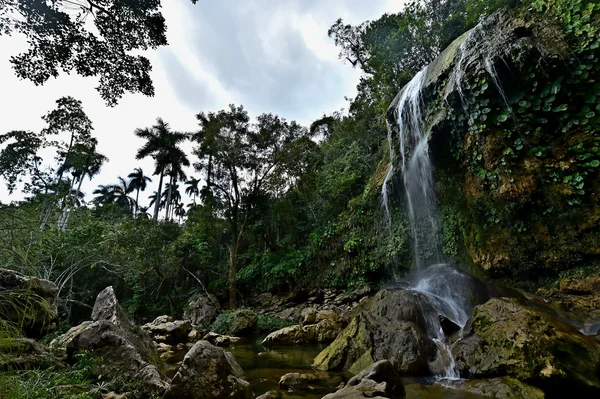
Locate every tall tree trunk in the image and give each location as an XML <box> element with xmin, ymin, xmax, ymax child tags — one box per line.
<box><xmin>153</xmin><ymin>168</ymin><xmax>164</xmax><ymax>221</ymax></box>
<box><xmin>165</xmin><ymin>174</ymin><xmax>173</xmax><ymax>220</ymax></box>
<box><xmin>135</xmin><ymin>188</ymin><xmax>140</xmax><ymax>218</ymax></box>
<box><xmin>229</xmin><ymin>242</ymin><xmax>238</xmax><ymax>310</ymax></box>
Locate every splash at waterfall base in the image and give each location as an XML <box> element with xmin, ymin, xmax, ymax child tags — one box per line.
<box><xmin>314</xmin><ymin>264</ymin><xmax>600</xmax><ymax>397</ymax></box>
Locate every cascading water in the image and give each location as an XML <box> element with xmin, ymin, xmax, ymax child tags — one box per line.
<box><xmin>386</xmin><ymin>66</ymin><xmax>464</xmax><ymax>379</ymax></box>
<box><xmin>383</xmin><ymin>20</ymin><xmax>528</xmax><ymax>380</ymax></box>
<box><xmin>395</xmin><ymin>66</ymin><xmax>442</xmax><ymax>270</ymax></box>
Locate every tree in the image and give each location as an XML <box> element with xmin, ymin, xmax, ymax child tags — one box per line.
<box><xmin>135</xmin><ymin>118</ymin><xmax>188</xmax><ymax>221</ymax></box>
<box><xmin>163</xmin><ymin>150</ymin><xmax>189</xmax><ymax>221</ymax></box>
<box><xmin>110</xmin><ymin>177</ymin><xmax>134</xmax><ymax>212</ymax></box>
<box><xmin>185</xmin><ymin>177</ymin><xmax>201</xmax><ymax>204</ymax></box>
<box><xmin>92</xmin><ymin>185</ymin><xmax>115</xmax><ymax>206</ymax></box>
<box><xmin>128</xmin><ymin>168</ymin><xmax>152</xmax><ymax>217</ymax></box>
<box><xmin>0</xmin><ymin>1</ymin><xmax>196</xmax><ymax>105</ymax></box>
<box><xmin>57</xmin><ymin>141</ymin><xmax>108</xmax><ymax>229</ymax></box>
<box><xmin>192</xmin><ymin>104</ymin><xmax>309</xmax><ymax>308</ymax></box>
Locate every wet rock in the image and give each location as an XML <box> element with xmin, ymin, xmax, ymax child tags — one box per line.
<box><xmin>142</xmin><ymin>315</ymin><xmax>192</xmax><ymax>345</ymax></box>
<box><xmin>322</xmin><ymin>360</ymin><xmax>405</xmax><ymax>399</ymax></box>
<box><xmin>439</xmin><ymin>316</ymin><xmax>461</xmax><ymax>335</ymax></box>
<box><xmin>0</xmin><ymin>268</ymin><xmax>58</xmax><ymax>337</ymax></box>
<box><xmin>203</xmin><ymin>331</ymin><xmax>243</xmax><ymax>346</ymax></box>
<box><xmin>445</xmin><ymin>377</ymin><xmax>545</xmax><ymax>399</ymax></box>
<box><xmin>184</xmin><ymin>294</ymin><xmax>220</xmax><ymax>327</ymax></box>
<box><xmin>0</xmin><ymin>338</ymin><xmax>64</xmax><ymax>370</ymax></box>
<box><xmin>313</xmin><ymin>289</ymin><xmax>437</xmax><ymax>375</ymax></box>
<box><xmin>230</xmin><ymin>309</ymin><xmax>258</xmax><ymax>336</ymax></box>
<box><xmin>279</xmin><ymin>372</ymin><xmax>328</xmax><ymax>390</ymax></box>
<box><xmin>453</xmin><ymin>297</ymin><xmax>600</xmax><ymax>395</ymax></box>
<box><xmin>50</xmin><ymin>287</ymin><xmax>169</xmax><ymax>395</ymax></box>
<box><xmin>165</xmin><ymin>340</ymin><xmax>252</xmax><ymax>399</ymax></box>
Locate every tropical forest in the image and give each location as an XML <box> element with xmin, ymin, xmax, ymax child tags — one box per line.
<box><xmin>0</xmin><ymin>0</ymin><xmax>599</xmax><ymax>398</ymax></box>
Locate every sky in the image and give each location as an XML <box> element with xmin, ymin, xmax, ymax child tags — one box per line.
<box><xmin>0</xmin><ymin>0</ymin><xmax>407</xmax><ymax>207</ymax></box>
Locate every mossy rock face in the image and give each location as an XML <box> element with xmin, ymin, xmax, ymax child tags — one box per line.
<box><xmin>386</xmin><ymin>5</ymin><xmax>600</xmax><ymax>279</ymax></box>
<box><xmin>452</xmin><ymin>297</ymin><xmax>600</xmax><ymax>396</ymax></box>
<box><xmin>313</xmin><ymin>289</ymin><xmax>436</xmax><ymax>376</ymax></box>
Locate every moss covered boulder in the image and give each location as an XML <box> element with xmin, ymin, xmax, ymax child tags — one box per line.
<box><xmin>313</xmin><ymin>289</ymin><xmax>437</xmax><ymax>376</ymax></box>
<box><xmin>452</xmin><ymin>297</ymin><xmax>600</xmax><ymax>395</ymax></box>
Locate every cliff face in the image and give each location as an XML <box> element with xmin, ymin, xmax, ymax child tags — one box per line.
<box><xmin>386</xmin><ymin>5</ymin><xmax>600</xmax><ymax>280</ymax></box>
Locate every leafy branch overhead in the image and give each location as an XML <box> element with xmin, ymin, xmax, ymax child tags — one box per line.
<box><xmin>0</xmin><ymin>0</ymin><xmax>198</xmax><ymax>106</ymax></box>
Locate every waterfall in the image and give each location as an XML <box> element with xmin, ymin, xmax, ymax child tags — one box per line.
<box><xmin>394</xmin><ymin>66</ymin><xmax>441</xmax><ymax>270</ymax></box>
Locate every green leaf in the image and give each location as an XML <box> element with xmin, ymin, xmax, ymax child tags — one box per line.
<box><xmin>553</xmin><ymin>104</ymin><xmax>568</xmax><ymax>112</ymax></box>
<box><xmin>590</xmin><ymin>160</ymin><xmax>600</xmax><ymax>167</ymax></box>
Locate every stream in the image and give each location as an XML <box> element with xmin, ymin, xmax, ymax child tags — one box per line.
<box><xmin>224</xmin><ymin>337</ymin><xmax>489</xmax><ymax>399</ymax></box>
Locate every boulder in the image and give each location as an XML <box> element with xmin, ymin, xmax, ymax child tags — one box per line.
<box><xmin>322</xmin><ymin>360</ymin><xmax>405</xmax><ymax>399</ymax></box>
<box><xmin>278</xmin><ymin>372</ymin><xmax>328</xmax><ymax>391</ymax></box>
<box><xmin>0</xmin><ymin>338</ymin><xmax>64</xmax><ymax>370</ymax></box>
<box><xmin>302</xmin><ymin>307</ymin><xmax>317</xmax><ymax>325</ymax></box>
<box><xmin>203</xmin><ymin>331</ymin><xmax>243</xmax><ymax>346</ymax></box>
<box><xmin>452</xmin><ymin>297</ymin><xmax>600</xmax><ymax>395</ymax></box>
<box><xmin>262</xmin><ymin>317</ymin><xmax>346</xmax><ymax>347</ymax></box>
<box><xmin>184</xmin><ymin>294</ymin><xmax>220</xmax><ymax>327</ymax></box>
<box><xmin>230</xmin><ymin>309</ymin><xmax>258</xmax><ymax>336</ymax></box>
<box><xmin>256</xmin><ymin>391</ymin><xmax>280</xmax><ymax>399</ymax></box>
<box><xmin>50</xmin><ymin>287</ymin><xmax>169</xmax><ymax>395</ymax></box>
<box><xmin>142</xmin><ymin>315</ymin><xmax>192</xmax><ymax>345</ymax></box>
<box><xmin>445</xmin><ymin>377</ymin><xmax>545</xmax><ymax>399</ymax></box>
<box><xmin>165</xmin><ymin>340</ymin><xmax>252</xmax><ymax>399</ymax></box>
<box><xmin>0</xmin><ymin>268</ymin><xmax>58</xmax><ymax>337</ymax></box>
<box><xmin>313</xmin><ymin>289</ymin><xmax>437</xmax><ymax>375</ymax></box>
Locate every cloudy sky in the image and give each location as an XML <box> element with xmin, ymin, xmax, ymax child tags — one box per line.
<box><xmin>0</xmin><ymin>0</ymin><xmax>406</xmax><ymax>206</ymax></box>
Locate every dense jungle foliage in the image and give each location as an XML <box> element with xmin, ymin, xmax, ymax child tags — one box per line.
<box><xmin>0</xmin><ymin>0</ymin><xmax>596</xmax><ymax>328</ymax></box>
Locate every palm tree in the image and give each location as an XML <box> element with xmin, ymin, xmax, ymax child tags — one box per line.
<box><xmin>163</xmin><ymin>149</ymin><xmax>189</xmax><ymax>220</ymax></box>
<box><xmin>58</xmin><ymin>142</ymin><xmax>108</xmax><ymax>229</ymax></box>
<box><xmin>185</xmin><ymin>177</ymin><xmax>201</xmax><ymax>204</ymax></box>
<box><xmin>92</xmin><ymin>185</ymin><xmax>115</xmax><ymax>206</ymax></box>
<box><xmin>110</xmin><ymin>177</ymin><xmax>134</xmax><ymax>212</ymax></box>
<box><xmin>138</xmin><ymin>206</ymin><xmax>151</xmax><ymax>219</ymax></box>
<box><xmin>161</xmin><ymin>182</ymin><xmax>182</xmax><ymax>220</ymax></box>
<box><xmin>174</xmin><ymin>203</ymin><xmax>186</xmax><ymax>223</ymax></box>
<box><xmin>127</xmin><ymin>168</ymin><xmax>152</xmax><ymax>217</ymax></box>
<box><xmin>148</xmin><ymin>191</ymin><xmax>159</xmax><ymax>210</ymax></box>
<box><xmin>135</xmin><ymin>118</ymin><xmax>188</xmax><ymax>221</ymax></box>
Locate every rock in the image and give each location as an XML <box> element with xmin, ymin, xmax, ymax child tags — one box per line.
<box><xmin>452</xmin><ymin>297</ymin><xmax>600</xmax><ymax>395</ymax></box>
<box><xmin>230</xmin><ymin>309</ymin><xmax>258</xmax><ymax>336</ymax></box>
<box><xmin>50</xmin><ymin>287</ymin><xmax>169</xmax><ymax>395</ymax></box>
<box><xmin>279</xmin><ymin>372</ymin><xmax>328</xmax><ymax>391</ymax></box>
<box><xmin>184</xmin><ymin>294</ymin><xmax>220</xmax><ymax>327</ymax></box>
<box><xmin>276</xmin><ymin>308</ymin><xmax>302</xmax><ymax>321</ymax></box>
<box><xmin>203</xmin><ymin>331</ymin><xmax>243</xmax><ymax>346</ymax></box>
<box><xmin>0</xmin><ymin>268</ymin><xmax>58</xmax><ymax>337</ymax></box>
<box><xmin>256</xmin><ymin>390</ymin><xmax>281</xmax><ymax>399</ymax></box>
<box><xmin>445</xmin><ymin>377</ymin><xmax>545</xmax><ymax>399</ymax></box>
<box><xmin>188</xmin><ymin>329</ymin><xmax>200</xmax><ymax>342</ymax></box>
<box><xmin>316</xmin><ymin>310</ymin><xmax>344</xmax><ymax>324</ymax></box>
<box><xmin>313</xmin><ymin>289</ymin><xmax>437</xmax><ymax>376</ymax></box>
<box><xmin>322</xmin><ymin>360</ymin><xmax>405</xmax><ymax>399</ymax></box>
<box><xmin>302</xmin><ymin>307</ymin><xmax>317</xmax><ymax>325</ymax></box>
<box><xmin>142</xmin><ymin>315</ymin><xmax>192</xmax><ymax>345</ymax></box>
<box><xmin>165</xmin><ymin>340</ymin><xmax>252</xmax><ymax>399</ymax></box>
<box><xmin>262</xmin><ymin>317</ymin><xmax>346</xmax><ymax>347</ymax></box>
<box><xmin>0</xmin><ymin>338</ymin><xmax>64</xmax><ymax>370</ymax></box>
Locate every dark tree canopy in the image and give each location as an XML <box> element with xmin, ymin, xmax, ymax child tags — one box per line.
<box><xmin>0</xmin><ymin>0</ymin><xmax>196</xmax><ymax>105</ymax></box>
